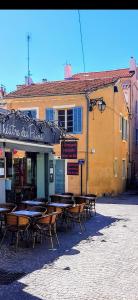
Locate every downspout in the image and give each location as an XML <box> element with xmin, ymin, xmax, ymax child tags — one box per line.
<box><xmin>85</xmin><ymin>93</ymin><xmax>90</xmax><ymax>194</ymax></box>
<box><xmin>129</xmin><ymin>81</ymin><xmax>133</xmax><ymax>182</ymax></box>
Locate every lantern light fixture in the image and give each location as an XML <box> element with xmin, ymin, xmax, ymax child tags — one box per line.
<box><xmin>89</xmin><ymin>97</ymin><xmax>106</xmax><ymax>113</ymax></box>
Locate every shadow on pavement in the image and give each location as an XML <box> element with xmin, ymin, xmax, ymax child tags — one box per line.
<box><xmin>0</xmin><ymin>212</ymin><xmax>122</xmax><ymax>299</ymax></box>
<box><xmin>96</xmin><ymin>192</ymin><xmax>138</xmax><ymax>205</ymax></box>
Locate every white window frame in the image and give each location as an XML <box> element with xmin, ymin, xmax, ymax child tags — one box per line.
<box><xmin>57</xmin><ymin>108</ymin><xmax>73</xmax><ymax>133</ymax></box>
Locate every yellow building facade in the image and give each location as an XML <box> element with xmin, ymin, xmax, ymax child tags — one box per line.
<box><xmin>5</xmin><ymin>78</ymin><xmax>128</xmax><ymax>196</ymax></box>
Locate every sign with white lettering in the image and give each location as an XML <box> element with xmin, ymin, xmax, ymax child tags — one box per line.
<box><xmin>0</xmin><ymin>110</ymin><xmax>61</xmax><ymax>144</ymax></box>
<box><xmin>61</xmin><ymin>141</ymin><xmax>77</xmax><ymax>159</ymax></box>
<box><xmin>67</xmin><ymin>162</ymin><xmax>79</xmax><ymax>175</ymax></box>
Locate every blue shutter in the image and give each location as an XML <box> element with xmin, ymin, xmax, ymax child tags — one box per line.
<box><xmin>46</xmin><ymin>108</ymin><xmax>54</xmax><ymax>121</ymax></box>
<box><xmin>73</xmin><ymin>107</ymin><xmax>82</xmax><ymax>134</ymax></box>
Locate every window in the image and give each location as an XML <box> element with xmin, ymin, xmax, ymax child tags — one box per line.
<box><xmin>21</xmin><ymin>109</ymin><xmax>37</xmax><ymax>119</ymax></box>
<box><xmin>114</xmin><ymin>158</ymin><xmax>118</xmax><ymax>177</ymax></box>
<box><xmin>122</xmin><ymin>160</ymin><xmax>126</xmax><ymax>179</ymax></box>
<box><xmin>58</xmin><ymin>109</ymin><xmax>73</xmax><ymax>132</ymax></box>
<box><xmin>121</xmin><ymin>116</ymin><xmax>128</xmax><ymax>140</ymax></box>
<box><xmin>46</xmin><ymin>107</ymin><xmax>82</xmax><ymax>134</ymax></box>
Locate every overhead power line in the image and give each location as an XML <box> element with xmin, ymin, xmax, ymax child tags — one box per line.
<box><xmin>78</xmin><ymin>10</ymin><xmax>86</xmax><ymax>74</ymax></box>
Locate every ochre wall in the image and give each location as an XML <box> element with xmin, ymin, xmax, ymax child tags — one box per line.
<box><xmin>6</xmin><ymin>82</ymin><xmax>128</xmax><ymax>196</ymax></box>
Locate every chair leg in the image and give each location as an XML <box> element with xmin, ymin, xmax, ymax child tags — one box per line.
<box><xmin>0</xmin><ymin>228</ymin><xmax>7</xmax><ymax>248</ymax></box>
<box><xmin>32</xmin><ymin>232</ymin><xmax>36</xmax><ymax>248</ymax></box>
<box><xmin>53</xmin><ymin>224</ymin><xmax>60</xmax><ymax>247</ymax></box>
<box><xmin>79</xmin><ymin>220</ymin><xmax>83</xmax><ymax>232</ymax></box>
<box><xmin>49</xmin><ymin>225</ymin><xmax>54</xmax><ymax>249</ymax></box>
<box><xmin>15</xmin><ymin>231</ymin><xmax>19</xmax><ymax>251</ymax></box>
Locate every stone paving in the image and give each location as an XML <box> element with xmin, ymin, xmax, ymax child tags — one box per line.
<box><xmin>0</xmin><ymin>192</ymin><xmax>138</xmax><ymax>299</ymax></box>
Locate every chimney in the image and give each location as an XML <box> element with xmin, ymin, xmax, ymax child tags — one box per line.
<box><xmin>129</xmin><ymin>56</ymin><xmax>136</xmax><ymax>73</ymax></box>
<box><xmin>25</xmin><ymin>76</ymin><xmax>33</xmax><ymax>85</ymax></box>
<box><xmin>0</xmin><ymin>85</ymin><xmax>6</xmax><ymax>98</ymax></box>
<box><xmin>64</xmin><ymin>64</ymin><xmax>72</xmax><ymax>80</ymax></box>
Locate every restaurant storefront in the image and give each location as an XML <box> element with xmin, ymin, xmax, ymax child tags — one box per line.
<box><xmin>0</xmin><ymin>108</ymin><xmax>61</xmax><ymax>203</ymax></box>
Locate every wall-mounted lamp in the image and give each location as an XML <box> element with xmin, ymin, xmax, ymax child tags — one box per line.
<box><xmin>89</xmin><ymin>97</ymin><xmax>106</xmax><ymax>113</ymax></box>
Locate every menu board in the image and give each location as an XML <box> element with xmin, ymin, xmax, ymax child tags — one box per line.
<box><xmin>61</xmin><ymin>141</ymin><xmax>77</xmax><ymax>159</ymax></box>
<box><xmin>67</xmin><ymin>162</ymin><xmax>79</xmax><ymax>175</ymax></box>
<box><xmin>13</xmin><ymin>158</ymin><xmax>21</xmax><ymax>185</ymax></box>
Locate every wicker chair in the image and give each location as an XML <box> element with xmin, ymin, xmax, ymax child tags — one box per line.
<box><xmin>32</xmin><ymin>212</ymin><xmax>60</xmax><ymax>249</ymax></box>
<box><xmin>0</xmin><ymin>213</ymin><xmax>30</xmax><ymax>251</ymax></box>
<box><xmin>66</xmin><ymin>203</ymin><xmax>86</xmax><ymax>232</ymax></box>
<box><xmin>83</xmin><ymin>194</ymin><xmax>97</xmax><ymax>215</ymax></box>
<box><xmin>0</xmin><ymin>203</ymin><xmax>17</xmax><ymax>229</ymax></box>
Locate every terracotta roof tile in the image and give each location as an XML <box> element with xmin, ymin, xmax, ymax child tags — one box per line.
<box><xmin>5</xmin><ymin>78</ymin><xmax>118</xmax><ymax>98</ymax></box>
<box><xmin>72</xmin><ymin>68</ymin><xmax>134</xmax><ymax>80</ymax></box>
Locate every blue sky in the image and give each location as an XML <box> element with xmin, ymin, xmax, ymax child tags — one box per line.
<box><xmin>0</xmin><ymin>9</ymin><xmax>138</xmax><ymax>93</ymax></box>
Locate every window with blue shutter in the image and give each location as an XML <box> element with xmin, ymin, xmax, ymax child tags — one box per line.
<box><xmin>73</xmin><ymin>106</ymin><xmax>82</xmax><ymax>134</ymax></box>
<box><xmin>46</xmin><ymin>108</ymin><xmax>54</xmax><ymax>122</ymax></box>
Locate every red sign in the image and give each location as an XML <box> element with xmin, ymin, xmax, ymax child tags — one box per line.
<box><xmin>67</xmin><ymin>163</ymin><xmax>79</xmax><ymax>175</ymax></box>
<box><xmin>61</xmin><ymin>141</ymin><xmax>77</xmax><ymax>159</ymax></box>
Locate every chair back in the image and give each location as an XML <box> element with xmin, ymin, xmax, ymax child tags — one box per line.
<box><xmin>5</xmin><ymin>213</ymin><xmax>30</xmax><ymax>227</ymax></box>
<box><xmin>74</xmin><ymin>197</ymin><xmax>85</xmax><ymax>204</ymax></box>
<box><xmin>5</xmin><ymin>213</ymin><xmax>18</xmax><ymax>226</ymax></box>
<box><xmin>27</xmin><ymin>206</ymin><xmax>47</xmax><ymax>214</ymax></box>
<box><xmin>68</xmin><ymin>203</ymin><xmax>85</xmax><ymax>213</ymax></box>
<box><xmin>37</xmin><ymin>212</ymin><xmax>58</xmax><ymax>225</ymax></box>
<box><xmin>18</xmin><ymin>216</ymin><xmax>30</xmax><ymax>226</ymax></box>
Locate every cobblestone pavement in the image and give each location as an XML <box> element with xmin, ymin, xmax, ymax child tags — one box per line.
<box><xmin>0</xmin><ymin>192</ymin><xmax>138</xmax><ymax>300</ymax></box>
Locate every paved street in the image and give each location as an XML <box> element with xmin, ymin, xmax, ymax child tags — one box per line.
<box><xmin>0</xmin><ymin>192</ymin><xmax>138</xmax><ymax>300</ymax></box>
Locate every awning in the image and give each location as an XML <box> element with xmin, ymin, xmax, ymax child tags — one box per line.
<box><xmin>0</xmin><ymin>138</ymin><xmax>53</xmax><ymax>153</ymax></box>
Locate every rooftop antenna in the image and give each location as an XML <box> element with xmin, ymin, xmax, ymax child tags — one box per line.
<box><xmin>27</xmin><ymin>33</ymin><xmax>31</xmax><ymax>85</ymax></box>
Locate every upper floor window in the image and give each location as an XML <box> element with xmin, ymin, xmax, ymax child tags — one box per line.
<box><xmin>120</xmin><ymin>116</ymin><xmax>128</xmax><ymax>141</ymax></box>
<box><xmin>45</xmin><ymin>107</ymin><xmax>82</xmax><ymax>134</ymax></box>
<box><xmin>58</xmin><ymin>109</ymin><xmax>73</xmax><ymax>132</ymax></box>
<box><xmin>21</xmin><ymin>109</ymin><xmax>37</xmax><ymax>119</ymax></box>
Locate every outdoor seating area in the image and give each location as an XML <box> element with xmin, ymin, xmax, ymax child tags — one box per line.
<box><xmin>0</xmin><ymin>193</ymin><xmax>97</xmax><ymax>251</ymax></box>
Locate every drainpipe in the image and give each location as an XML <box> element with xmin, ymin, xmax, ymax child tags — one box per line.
<box><xmin>129</xmin><ymin>81</ymin><xmax>134</xmax><ymax>182</ymax></box>
<box><xmin>85</xmin><ymin>93</ymin><xmax>90</xmax><ymax>194</ymax></box>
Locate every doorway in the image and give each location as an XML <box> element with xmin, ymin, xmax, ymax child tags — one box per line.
<box><xmin>55</xmin><ymin>159</ymin><xmax>65</xmax><ymax>194</ymax></box>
